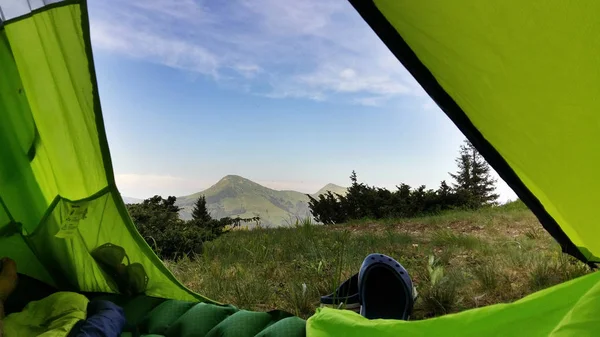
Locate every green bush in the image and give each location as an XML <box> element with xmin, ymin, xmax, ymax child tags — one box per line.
<box><xmin>127</xmin><ymin>195</ymin><xmax>241</xmax><ymax>259</ymax></box>
<box><xmin>419</xmin><ymin>255</ymin><xmax>462</xmax><ymax>317</ymax></box>
<box><xmin>307</xmin><ymin>172</ymin><xmax>475</xmax><ymax>225</ymax></box>
<box><xmin>308</xmin><ymin>141</ymin><xmax>499</xmax><ymax>224</ymax></box>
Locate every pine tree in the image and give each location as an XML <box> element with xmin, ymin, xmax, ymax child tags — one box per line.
<box><xmin>450</xmin><ymin>140</ymin><xmax>499</xmax><ymax>207</ymax></box>
<box><xmin>350</xmin><ymin>170</ymin><xmax>358</xmax><ymax>186</ymax></box>
<box><xmin>191</xmin><ymin>195</ymin><xmax>212</xmax><ymax>223</ymax></box>
<box><xmin>438</xmin><ymin>180</ymin><xmax>452</xmax><ymax>197</ymax></box>
<box><xmin>437</xmin><ymin>180</ymin><xmax>452</xmax><ymax>206</ymax></box>
<box><xmin>345</xmin><ymin>170</ymin><xmax>363</xmax><ymax>219</ymax></box>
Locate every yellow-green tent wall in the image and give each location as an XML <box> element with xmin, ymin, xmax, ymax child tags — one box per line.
<box><xmin>0</xmin><ymin>0</ymin><xmax>205</xmax><ymax>302</ymax></box>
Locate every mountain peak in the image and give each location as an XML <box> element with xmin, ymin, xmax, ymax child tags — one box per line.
<box><xmin>313</xmin><ymin>183</ymin><xmax>347</xmax><ymax>197</ymax></box>
<box><xmin>176</xmin><ymin>175</ymin><xmax>312</xmax><ymax>227</ymax></box>
<box><xmin>221</xmin><ymin>174</ymin><xmax>246</xmax><ymax>181</ymax></box>
<box><xmin>216</xmin><ymin>175</ymin><xmax>260</xmax><ymax>187</ymax></box>
<box><xmin>219</xmin><ymin>174</ymin><xmax>248</xmax><ymax>182</ymax></box>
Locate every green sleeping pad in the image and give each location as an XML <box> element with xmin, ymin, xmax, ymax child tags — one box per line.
<box><xmin>96</xmin><ymin>294</ymin><xmax>306</xmax><ymax>337</ymax></box>
<box><xmin>6</xmin><ymin>274</ymin><xmax>306</xmax><ymax>337</ymax></box>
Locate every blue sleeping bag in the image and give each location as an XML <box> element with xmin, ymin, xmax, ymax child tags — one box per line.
<box><xmin>69</xmin><ymin>300</ymin><xmax>127</xmax><ymax>337</ymax></box>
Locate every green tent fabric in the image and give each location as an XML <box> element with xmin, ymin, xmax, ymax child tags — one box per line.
<box><xmin>0</xmin><ymin>2</ymin><xmax>307</xmax><ymax>335</ymax></box>
<box><xmin>307</xmin><ymin>0</ymin><xmax>600</xmax><ymax>336</ymax></box>
<box><xmin>347</xmin><ymin>0</ymin><xmax>600</xmax><ymax>265</ymax></box>
<box><xmin>0</xmin><ymin>0</ymin><xmax>203</xmax><ymax>301</ymax></box>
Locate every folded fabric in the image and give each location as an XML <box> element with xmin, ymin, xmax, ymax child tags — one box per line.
<box><xmin>3</xmin><ymin>292</ymin><xmax>88</xmax><ymax>337</ymax></box>
<box><xmin>90</xmin><ymin>243</ymin><xmax>148</xmax><ymax>296</ymax></box>
<box><xmin>69</xmin><ymin>300</ymin><xmax>127</xmax><ymax>337</ymax></box>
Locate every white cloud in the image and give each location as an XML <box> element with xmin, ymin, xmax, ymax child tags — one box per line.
<box><xmin>298</xmin><ymin>66</ymin><xmax>411</xmax><ymax>95</ymax></box>
<box><xmin>89</xmin><ymin>0</ymin><xmax>422</xmax><ymax>106</ymax></box>
<box><xmin>353</xmin><ymin>96</ymin><xmax>390</xmax><ymax>107</ymax></box>
<box><xmin>90</xmin><ymin>20</ymin><xmax>220</xmax><ymax>78</ymax></box>
<box><xmin>128</xmin><ymin>0</ymin><xmax>207</xmax><ymax>20</ymax></box>
<box><xmin>232</xmin><ymin>63</ymin><xmax>262</xmax><ymax>78</ymax></box>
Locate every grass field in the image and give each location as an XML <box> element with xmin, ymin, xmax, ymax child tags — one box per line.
<box><xmin>165</xmin><ymin>202</ymin><xmax>590</xmax><ymax>319</ymax></box>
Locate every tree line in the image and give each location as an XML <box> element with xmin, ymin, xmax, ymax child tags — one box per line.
<box><xmin>307</xmin><ymin>140</ymin><xmax>499</xmax><ymax>224</ymax></box>
<box><xmin>127</xmin><ymin>195</ymin><xmax>258</xmax><ymax>259</ymax></box>
<box><xmin>128</xmin><ymin>140</ymin><xmax>498</xmax><ymax>258</ymax></box>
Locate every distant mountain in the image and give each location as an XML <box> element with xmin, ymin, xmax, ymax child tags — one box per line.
<box><xmin>312</xmin><ymin>183</ymin><xmax>348</xmax><ymax>197</ymax></box>
<box><xmin>122</xmin><ymin>196</ymin><xmax>143</xmax><ymax>204</ymax></box>
<box><xmin>175</xmin><ymin>175</ymin><xmax>346</xmax><ymax>227</ymax></box>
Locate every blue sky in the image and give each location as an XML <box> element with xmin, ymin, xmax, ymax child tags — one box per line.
<box><xmin>87</xmin><ymin>0</ymin><xmax>516</xmax><ymax>201</ymax></box>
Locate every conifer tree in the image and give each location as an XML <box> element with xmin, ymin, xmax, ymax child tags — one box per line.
<box><xmin>450</xmin><ymin>140</ymin><xmax>499</xmax><ymax>207</ymax></box>
<box><xmin>191</xmin><ymin>195</ymin><xmax>212</xmax><ymax>223</ymax></box>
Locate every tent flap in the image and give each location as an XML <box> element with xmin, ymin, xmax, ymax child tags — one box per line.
<box><xmin>348</xmin><ymin>0</ymin><xmax>600</xmax><ymax>264</ymax></box>
<box><xmin>0</xmin><ymin>0</ymin><xmax>206</xmax><ymax>302</ymax></box>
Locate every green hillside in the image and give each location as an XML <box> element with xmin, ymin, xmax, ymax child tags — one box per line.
<box><xmin>175</xmin><ymin>175</ymin><xmax>346</xmax><ymax>227</ymax></box>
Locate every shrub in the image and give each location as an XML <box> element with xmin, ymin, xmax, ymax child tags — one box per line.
<box><xmin>307</xmin><ymin>172</ymin><xmax>479</xmax><ymax>225</ymax></box>
<box><xmin>127</xmin><ymin>195</ymin><xmax>256</xmax><ymax>259</ymax></box>
<box><xmin>308</xmin><ymin>141</ymin><xmax>500</xmax><ymax>224</ymax></box>
<box><xmin>529</xmin><ymin>254</ymin><xmax>589</xmax><ymax>291</ymax></box>
<box><xmin>472</xmin><ymin>263</ymin><xmax>499</xmax><ymax>292</ymax></box>
<box><xmin>419</xmin><ymin>255</ymin><xmax>462</xmax><ymax>317</ymax></box>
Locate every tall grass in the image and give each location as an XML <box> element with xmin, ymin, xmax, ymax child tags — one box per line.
<box><xmin>167</xmin><ymin>209</ymin><xmax>590</xmax><ymax>320</ymax></box>
<box><xmin>472</xmin><ymin>263</ymin><xmax>500</xmax><ymax>292</ymax></box>
<box><xmin>431</xmin><ymin>230</ymin><xmax>481</xmax><ymax>250</ymax></box>
<box><xmin>529</xmin><ymin>253</ymin><xmax>589</xmax><ymax>291</ymax></box>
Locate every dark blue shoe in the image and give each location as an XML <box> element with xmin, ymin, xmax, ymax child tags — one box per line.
<box><xmin>358</xmin><ymin>253</ymin><xmax>414</xmax><ymax>320</ymax></box>
<box><xmin>320</xmin><ymin>273</ymin><xmax>360</xmax><ymax>312</ymax></box>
